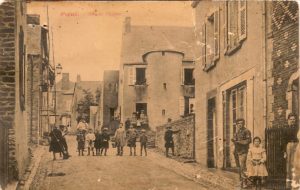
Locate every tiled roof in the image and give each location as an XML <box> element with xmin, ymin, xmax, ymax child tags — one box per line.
<box><xmin>121</xmin><ymin>25</ymin><xmax>195</xmax><ymax>64</ymax></box>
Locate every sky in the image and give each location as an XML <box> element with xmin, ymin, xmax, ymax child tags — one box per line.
<box><xmin>27</xmin><ymin>1</ymin><xmax>195</xmax><ymax>82</ymax></box>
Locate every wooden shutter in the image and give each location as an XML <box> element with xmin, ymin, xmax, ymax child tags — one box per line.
<box><xmin>201</xmin><ymin>23</ymin><xmax>206</xmax><ymax>70</ymax></box>
<box><xmin>145</xmin><ymin>67</ymin><xmax>149</xmax><ymax>85</ymax></box>
<box><xmin>181</xmin><ymin>68</ymin><xmax>184</xmax><ymax>85</ymax></box>
<box><xmin>179</xmin><ymin>96</ymin><xmax>185</xmax><ymax>116</ymax></box>
<box><xmin>238</xmin><ymin>0</ymin><xmax>247</xmax><ymax>41</ymax></box>
<box><xmin>224</xmin><ymin>1</ymin><xmax>228</xmax><ymax>53</ymax></box>
<box><xmin>128</xmin><ymin>66</ymin><xmax>136</xmax><ymax>85</ymax></box>
<box><xmin>214</xmin><ymin>8</ymin><xmax>220</xmax><ymax>61</ymax></box>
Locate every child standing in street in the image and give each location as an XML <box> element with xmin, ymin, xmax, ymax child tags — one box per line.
<box><xmin>86</xmin><ymin>129</ymin><xmax>96</xmax><ymax>156</ymax></box>
<box><xmin>76</xmin><ymin>130</ymin><xmax>85</xmax><ymax>156</ymax></box>
<box><xmin>247</xmin><ymin>136</ymin><xmax>268</xmax><ymax>189</ymax></box>
<box><xmin>101</xmin><ymin>128</ymin><xmax>110</xmax><ymax>156</ymax></box>
<box><xmin>94</xmin><ymin>129</ymin><xmax>102</xmax><ymax>156</ymax></box>
<box><xmin>140</xmin><ymin>129</ymin><xmax>148</xmax><ymax>156</ymax></box>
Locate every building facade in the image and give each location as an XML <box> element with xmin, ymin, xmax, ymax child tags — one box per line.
<box><xmin>118</xmin><ymin>17</ymin><xmax>195</xmax><ymax>130</ymax></box>
<box><xmin>193</xmin><ymin>1</ymin><xmax>267</xmax><ymax>169</ymax></box>
<box><xmin>55</xmin><ymin>73</ymin><xmax>75</xmax><ymax>128</ymax></box>
<box><xmin>0</xmin><ymin>0</ymin><xmax>30</xmax><ymax>188</ymax></box>
<box><xmin>265</xmin><ymin>1</ymin><xmax>299</xmax><ymax>186</ymax></box>
<box><xmin>26</xmin><ymin>14</ymin><xmax>55</xmax><ymax>144</ymax></box>
<box><xmin>98</xmin><ymin>70</ymin><xmax>119</xmax><ymax>133</ymax></box>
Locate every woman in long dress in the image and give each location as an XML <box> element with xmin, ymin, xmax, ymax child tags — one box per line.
<box><xmin>49</xmin><ymin>126</ymin><xmax>63</xmax><ymax>160</ymax></box>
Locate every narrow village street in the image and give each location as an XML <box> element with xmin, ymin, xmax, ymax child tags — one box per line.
<box><xmin>30</xmin><ymin>136</ymin><xmax>210</xmax><ymax>190</ymax></box>
<box><xmin>0</xmin><ymin>1</ymin><xmax>299</xmax><ymax>190</ymax></box>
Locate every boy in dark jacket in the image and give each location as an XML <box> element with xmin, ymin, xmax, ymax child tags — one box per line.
<box><xmin>101</xmin><ymin>128</ymin><xmax>110</xmax><ymax>156</ymax></box>
<box><xmin>140</xmin><ymin>129</ymin><xmax>148</xmax><ymax>156</ymax></box>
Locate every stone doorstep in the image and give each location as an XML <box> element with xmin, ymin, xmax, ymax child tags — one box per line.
<box><xmin>17</xmin><ymin>146</ymin><xmax>47</xmax><ymax>190</ymax></box>
<box><xmin>148</xmin><ymin>148</ymin><xmax>239</xmax><ymax>190</ymax></box>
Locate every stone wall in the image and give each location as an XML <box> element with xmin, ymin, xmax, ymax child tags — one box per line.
<box><xmin>0</xmin><ymin>1</ymin><xmax>18</xmax><ymax>186</ymax></box>
<box><xmin>0</xmin><ymin>0</ymin><xmax>30</xmax><ymax>188</ymax></box>
<box><xmin>156</xmin><ymin>115</ymin><xmax>195</xmax><ymax>159</ymax></box>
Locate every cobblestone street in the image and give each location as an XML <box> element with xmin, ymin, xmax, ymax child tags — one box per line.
<box><xmin>30</xmin><ymin>136</ymin><xmax>214</xmax><ymax>190</ymax></box>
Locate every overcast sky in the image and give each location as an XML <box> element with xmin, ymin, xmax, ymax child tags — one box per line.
<box><xmin>27</xmin><ymin>1</ymin><xmax>195</xmax><ymax>82</ymax></box>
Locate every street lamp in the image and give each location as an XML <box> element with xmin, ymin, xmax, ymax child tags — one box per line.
<box><xmin>56</xmin><ymin>63</ymin><xmax>62</xmax><ymax>75</ymax></box>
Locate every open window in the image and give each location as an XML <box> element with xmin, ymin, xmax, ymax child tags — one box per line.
<box><xmin>136</xmin><ymin>68</ymin><xmax>146</xmax><ymax>85</ymax></box>
<box><xmin>183</xmin><ymin>68</ymin><xmax>195</xmax><ymax>85</ymax></box>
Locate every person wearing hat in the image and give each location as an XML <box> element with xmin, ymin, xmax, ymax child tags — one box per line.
<box><xmin>49</xmin><ymin>125</ymin><xmax>64</xmax><ymax>160</ymax></box>
<box><xmin>101</xmin><ymin>127</ymin><xmax>110</xmax><ymax>156</ymax></box>
<box><xmin>164</xmin><ymin>122</ymin><xmax>180</xmax><ymax>157</ymax></box>
<box><xmin>140</xmin><ymin>129</ymin><xmax>148</xmax><ymax>156</ymax></box>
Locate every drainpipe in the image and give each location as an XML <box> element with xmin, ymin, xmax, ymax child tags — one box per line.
<box><xmin>262</xmin><ymin>2</ymin><xmax>268</xmax><ymax>135</ymax></box>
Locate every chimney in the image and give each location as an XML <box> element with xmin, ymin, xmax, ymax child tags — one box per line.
<box><xmin>76</xmin><ymin>74</ymin><xmax>81</xmax><ymax>83</ymax></box>
<box><xmin>27</xmin><ymin>14</ymin><xmax>40</xmax><ymax>25</ymax></box>
<box><xmin>62</xmin><ymin>73</ymin><xmax>69</xmax><ymax>90</ymax></box>
<box><xmin>124</xmin><ymin>17</ymin><xmax>131</xmax><ymax>33</ymax></box>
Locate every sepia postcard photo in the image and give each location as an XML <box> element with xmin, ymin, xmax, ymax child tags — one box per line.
<box><xmin>0</xmin><ymin>0</ymin><xmax>299</xmax><ymax>189</ymax></box>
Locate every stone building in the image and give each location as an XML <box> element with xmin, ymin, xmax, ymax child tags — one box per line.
<box><xmin>265</xmin><ymin>1</ymin><xmax>299</xmax><ymax>187</ymax></box>
<box><xmin>55</xmin><ymin>73</ymin><xmax>75</xmax><ymax>128</ymax></box>
<box><xmin>70</xmin><ymin>75</ymin><xmax>101</xmax><ymax>131</ymax></box>
<box><xmin>26</xmin><ymin>14</ymin><xmax>55</xmax><ymax>143</ymax></box>
<box><xmin>192</xmin><ymin>1</ymin><xmax>268</xmax><ymax>169</ymax></box>
<box><xmin>118</xmin><ymin>17</ymin><xmax>195</xmax><ymax>130</ymax></box>
<box><xmin>0</xmin><ymin>0</ymin><xmax>29</xmax><ymax>188</ymax></box>
<box><xmin>98</xmin><ymin>70</ymin><xmax>119</xmax><ymax>134</ymax></box>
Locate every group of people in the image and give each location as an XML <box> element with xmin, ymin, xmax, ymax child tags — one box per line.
<box><xmin>111</xmin><ymin>123</ymin><xmax>148</xmax><ymax>156</ymax></box>
<box><xmin>76</xmin><ymin>127</ymin><xmax>110</xmax><ymax>156</ymax></box>
<box><xmin>232</xmin><ymin>114</ymin><xmax>300</xmax><ymax>190</ymax></box>
<box><xmin>75</xmin><ymin>120</ymin><xmax>148</xmax><ymax>157</ymax></box>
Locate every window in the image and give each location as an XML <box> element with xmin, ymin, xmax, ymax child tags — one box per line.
<box><xmin>163</xmin><ymin>83</ymin><xmax>167</xmax><ymax>89</ymax></box>
<box><xmin>128</xmin><ymin>66</ymin><xmax>147</xmax><ymax>85</ymax></box>
<box><xmin>224</xmin><ymin>0</ymin><xmax>247</xmax><ymax>54</ymax></box>
<box><xmin>162</xmin><ymin>109</ymin><xmax>166</xmax><ymax>116</ymax></box>
<box><xmin>201</xmin><ymin>8</ymin><xmax>220</xmax><ymax>72</ymax></box>
<box><xmin>183</xmin><ymin>68</ymin><xmax>195</xmax><ymax>85</ymax></box>
<box><xmin>136</xmin><ymin>68</ymin><xmax>146</xmax><ymax>85</ymax></box>
<box><xmin>19</xmin><ymin>26</ymin><xmax>26</xmax><ymax>111</ymax></box>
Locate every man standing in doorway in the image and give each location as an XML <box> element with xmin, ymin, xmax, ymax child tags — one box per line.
<box><xmin>231</xmin><ymin>118</ymin><xmax>252</xmax><ymax>189</ymax></box>
<box><xmin>283</xmin><ymin>113</ymin><xmax>299</xmax><ymax>189</ymax></box>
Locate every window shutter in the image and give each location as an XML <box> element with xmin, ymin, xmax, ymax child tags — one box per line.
<box><xmin>179</xmin><ymin>96</ymin><xmax>185</xmax><ymax>116</ymax></box>
<box><xmin>181</xmin><ymin>68</ymin><xmax>184</xmax><ymax>85</ymax></box>
<box><xmin>133</xmin><ymin>68</ymin><xmax>136</xmax><ymax>85</ymax></box>
<box><xmin>238</xmin><ymin>0</ymin><xmax>247</xmax><ymax>41</ymax></box>
<box><xmin>145</xmin><ymin>67</ymin><xmax>149</xmax><ymax>85</ymax></box>
<box><xmin>128</xmin><ymin>66</ymin><xmax>135</xmax><ymax>85</ymax></box>
<box><xmin>224</xmin><ymin>2</ymin><xmax>228</xmax><ymax>53</ymax></box>
<box><xmin>214</xmin><ymin>8</ymin><xmax>220</xmax><ymax>60</ymax></box>
<box><xmin>201</xmin><ymin>23</ymin><xmax>206</xmax><ymax>70</ymax></box>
